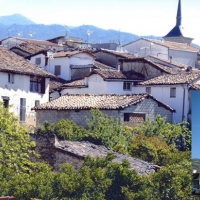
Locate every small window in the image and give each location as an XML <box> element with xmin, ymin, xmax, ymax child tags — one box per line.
<box><xmin>35</xmin><ymin>57</ymin><xmax>41</xmax><ymax>65</ymax></box>
<box><xmin>20</xmin><ymin>98</ymin><xmax>26</xmax><ymax>122</ymax></box>
<box><xmin>2</xmin><ymin>96</ymin><xmax>9</xmax><ymax>108</ymax></box>
<box><xmin>170</xmin><ymin>87</ymin><xmax>176</xmax><ymax>98</ymax></box>
<box><xmin>146</xmin><ymin>87</ymin><xmax>151</xmax><ymax>94</ymax></box>
<box><xmin>8</xmin><ymin>74</ymin><xmax>14</xmax><ymax>84</ymax></box>
<box><xmin>35</xmin><ymin>100</ymin><xmax>40</xmax><ymax>107</ymax></box>
<box><xmin>54</xmin><ymin>65</ymin><xmax>61</xmax><ymax>76</ymax></box>
<box><xmin>124</xmin><ymin>113</ymin><xmax>130</xmax><ymax>121</ymax></box>
<box><xmin>30</xmin><ymin>76</ymin><xmax>45</xmax><ymax>94</ymax></box>
<box><xmin>123</xmin><ymin>82</ymin><xmax>131</xmax><ymax>91</ymax></box>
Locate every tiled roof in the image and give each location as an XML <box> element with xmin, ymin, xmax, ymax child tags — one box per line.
<box><xmin>0</xmin><ymin>47</ymin><xmax>55</xmax><ymax>78</ymax></box>
<box><xmin>33</xmin><ymin>93</ymin><xmax>175</xmax><ymax>112</ymax></box>
<box><xmin>139</xmin><ymin>71</ymin><xmax>200</xmax><ymax>85</ymax></box>
<box><xmin>61</xmin><ymin>79</ymin><xmax>85</xmax><ymax>88</ymax></box>
<box><xmin>95</xmin><ymin>48</ymin><xmax>136</xmax><ymax>59</ymax></box>
<box><xmin>53</xmin><ymin>50</ymin><xmax>95</xmax><ymax>58</ymax></box>
<box><xmin>189</xmin><ymin>84</ymin><xmax>200</xmax><ymax>90</ymax></box>
<box><xmin>49</xmin><ymin>78</ymin><xmax>68</xmax><ymax>92</ymax></box>
<box><xmin>93</xmin><ymin>61</ymin><xmax>115</xmax><ymax>70</ymax></box>
<box><xmin>88</xmin><ymin>69</ymin><xmax>145</xmax><ymax>81</ymax></box>
<box><xmin>56</xmin><ymin>140</ymin><xmax>160</xmax><ymax>174</ymax></box>
<box><xmin>124</xmin><ymin>38</ymin><xmax>199</xmax><ymax>52</ymax></box>
<box><xmin>8</xmin><ymin>37</ymin><xmax>60</xmax><ymax>47</ymax></box>
<box><xmin>149</xmin><ymin>55</ymin><xmax>188</xmax><ymax>69</ymax></box>
<box><xmin>10</xmin><ymin>43</ymin><xmax>46</xmax><ymax>55</ymax></box>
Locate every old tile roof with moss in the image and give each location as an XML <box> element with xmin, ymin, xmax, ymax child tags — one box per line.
<box><xmin>138</xmin><ymin>71</ymin><xmax>200</xmax><ymax>85</ymax></box>
<box><xmin>33</xmin><ymin>93</ymin><xmax>175</xmax><ymax>112</ymax></box>
<box><xmin>0</xmin><ymin>47</ymin><xmax>55</xmax><ymax>78</ymax></box>
<box><xmin>56</xmin><ymin>140</ymin><xmax>160</xmax><ymax>175</ymax></box>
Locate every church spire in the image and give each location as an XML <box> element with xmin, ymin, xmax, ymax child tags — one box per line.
<box><xmin>176</xmin><ymin>0</ymin><xmax>182</xmax><ymax>26</ymax></box>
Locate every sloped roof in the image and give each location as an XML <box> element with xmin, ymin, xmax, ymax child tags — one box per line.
<box><xmin>189</xmin><ymin>84</ymin><xmax>200</xmax><ymax>90</ymax></box>
<box><xmin>53</xmin><ymin>50</ymin><xmax>95</xmax><ymax>58</ymax></box>
<box><xmin>119</xmin><ymin>57</ymin><xmax>179</xmax><ymax>74</ymax></box>
<box><xmin>33</xmin><ymin>93</ymin><xmax>175</xmax><ymax>112</ymax></box>
<box><xmin>49</xmin><ymin>78</ymin><xmax>68</xmax><ymax>92</ymax></box>
<box><xmin>94</xmin><ymin>48</ymin><xmax>136</xmax><ymax>59</ymax></box>
<box><xmin>56</xmin><ymin>140</ymin><xmax>160</xmax><ymax>174</ymax></box>
<box><xmin>61</xmin><ymin>79</ymin><xmax>85</xmax><ymax>88</ymax></box>
<box><xmin>124</xmin><ymin>38</ymin><xmax>198</xmax><ymax>52</ymax></box>
<box><xmin>87</xmin><ymin>69</ymin><xmax>145</xmax><ymax>81</ymax></box>
<box><xmin>10</xmin><ymin>43</ymin><xmax>46</xmax><ymax>55</ymax></box>
<box><xmin>138</xmin><ymin>71</ymin><xmax>200</xmax><ymax>85</ymax></box>
<box><xmin>0</xmin><ymin>47</ymin><xmax>55</xmax><ymax>78</ymax></box>
<box><xmin>93</xmin><ymin>61</ymin><xmax>115</xmax><ymax>70</ymax></box>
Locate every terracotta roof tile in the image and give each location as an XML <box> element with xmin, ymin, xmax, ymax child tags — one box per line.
<box><xmin>49</xmin><ymin>78</ymin><xmax>68</xmax><ymax>92</ymax></box>
<box><xmin>189</xmin><ymin>84</ymin><xmax>200</xmax><ymax>90</ymax></box>
<box><xmin>139</xmin><ymin>71</ymin><xmax>200</xmax><ymax>85</ymax></box>
<box><xmin>61</xmin><ymin>79</ymin><xmax>85</xmax><ymax>88</ymax></box>
<box><xmin>0</xmin><ymin>47</ymin><xmax>55</xmax><ymax>78</ymax></box>
<box><xmin>33</xmin><ymin>93</ymin><xmax>175</xmax><ymax>112</ymax></box>
<box><xmin>93</xmin><ymin>61</ymin><xmax>115</xmax><ymax>70</ymax></box>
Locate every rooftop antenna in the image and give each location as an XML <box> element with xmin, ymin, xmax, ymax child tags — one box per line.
<box><xmin>86</xmin><ymin>30</ymin><xmax>92</xmax><ymax>46</ymax></box>
<box><xmin>17</xmin><ymin>31</ymin><xmax>23</xmax><ymax>37</ymax></box>
<box><xmin>64</xmin><ymin>25</ymin><xmax>70</xmax><ymax>38</ymax></box>
<box><xmin>118</xmin><ymin>29</ymin><xmax>121</xmax><ymax>45</ymax></box>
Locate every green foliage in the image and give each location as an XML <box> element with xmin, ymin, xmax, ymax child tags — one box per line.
<box><xmin>132</xmin><ymin>115</ymin><xmax>191</xmax><ymax>151</ymax></box>
<box><xmin>35</xmin><ymin>119</ymin><xmax>88</xmax><ymax>141</ymax></box>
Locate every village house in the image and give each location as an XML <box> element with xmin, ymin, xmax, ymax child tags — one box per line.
<box><xmin>134</xmin><ymin>70</ymin><xmax>200</xmax><ymax>123</ymax></box>
<box><xmin>0</xmin><ymin>46</ymin><xmax>55</xmax><ymax>126</ymax></box>
<box><xmin>123</xmin><ymin>38</ymin><xmax>199</xmax><ymax>68</ymax></box>
<box><xmin>31</xmin><ymin>133</ymin><xmax>160</xmax><ymax>174</ymax></box>
<box><xmin>33</xmin><ymin>93</ymin><xmax>175</xmax><ymax>127</ymax></box>
<box><xmin>93</xmin><ymin>48</ymin><xmax>135</xmax><ymax>69</ymax></box>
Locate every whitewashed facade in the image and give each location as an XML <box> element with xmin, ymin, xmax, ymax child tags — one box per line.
<box><xmin>123</xmin><ymin>38</ymin><xmax>198</xmax><ymax>67</ymax></box>
<box><xmin>0</xmin><ymin>72</ymin><xmax>50</xmax><ymax>125</ymax></box>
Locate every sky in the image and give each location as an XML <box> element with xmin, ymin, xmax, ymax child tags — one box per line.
<box><xmin>192</xmin><ymin>91</ymin><xmax>200</xmax><ymax>159</ymax></box>
<box><xmin>1</xmin><ymin>0</ymin><xmax>200</xmax><ymax>45</ymax></box>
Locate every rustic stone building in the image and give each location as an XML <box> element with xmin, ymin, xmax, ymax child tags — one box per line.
<box><xmin>30</xmin><ymin>134</ymin><xmax>160</xmax><ymax>175</ymax></box>
<box><xmin>33</xmin><ymin>93</ymin><xmax>175</xmax><ymax>127</ymax></box>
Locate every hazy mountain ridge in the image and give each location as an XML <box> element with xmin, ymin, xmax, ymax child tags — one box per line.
<box><xmin>0</xmin><ymin>14</ymin><xmax>199</xmax><ymax>48</ymax></box>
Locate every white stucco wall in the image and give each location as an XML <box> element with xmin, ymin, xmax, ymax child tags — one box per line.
<box><xmin>134</xmin><ymin>84</ymin><xmax>189</xmax><ymax>123</ymax></box>
<box><xmin>0</xmin><ymin>72</ymin><xmax>49</xmax><ymax>125</ymax></box>
<box><xmin>123</xmin><ymin>39</ymin><xmax>169</xmax><ymax>59</ymax></box>
<box><xmin>47</xmin><ymin>53</ymin><xmax>94</xmax><ymax>81</ymax></box>
<box><xmin>169</xmin><ymin>49</ymin><xmax>197</xmax><ymax>67</ymax></box>
<box><xmin>29</xmin><ymin>54</ymin><xmax>46</xmax><ymax>68</ymax></box>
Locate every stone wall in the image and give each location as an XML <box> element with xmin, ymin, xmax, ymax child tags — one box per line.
<box><xmin>36</xmin><ymin>98</ymin><xmax>173</xmax><ymax>127</ymax></box>
<box><xmin>30</xmin><ymin>134</ymin><xmax>84</xmax><ymax>170</ymax></box>
<box><xmin>36</xmin><ymin>109</ymin><xmax>119</xmax><ymax>127</ymax></box>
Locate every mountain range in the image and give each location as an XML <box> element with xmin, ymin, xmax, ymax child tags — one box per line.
<box><xmin>0</xmin><ymin>14</ymin><xmax>199</xmax><ymax>48</ymax></box>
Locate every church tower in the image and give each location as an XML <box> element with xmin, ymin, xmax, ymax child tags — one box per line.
<box><xmin>163</xmin><ymin>0</ymin><xmax>193</xmax><ymax>44</ymax></box>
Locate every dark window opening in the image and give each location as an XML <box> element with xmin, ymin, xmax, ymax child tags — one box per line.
<box><xmin>35</xmin><ymin>100</ymin><xmax>40</xmax><ymax>107</ymax></box>
<box><xmin>30</xmin><ymin>76</ymin><xmax>45</xmax><ymax>94</ymax></box>
<box><xmin>35</xmin><ymin>57</ymin><xmax>41</xmax><ymax>65</ymax></box>
<box><xmin>2</xmin><ymin>96</ymin><xmax>10</xmax><ymax>108</ymax></box>
<box><xmin>146</xmin><ymin>87</ymin><xmax>151</xmax><ymax>94</ymax></box>
<box><xmin>54</xmin><ymin>65</ymin><xmax>61</xmax><ymax>76</ymax></box>
<box><xmin>124</xmin><ymin>113</ymin><xmax>130</xmax><ymax>121</ymax></box>
<box><xmin>123</xmin><ymin>82</ymin><xmax>131</xmax><ymax>91</ymax></box>
<box><xmin>8</xmin><ymin>74</ymin><xmax>14</xmax><ymax>84</ymax></box>
<box><xmin>170</xmin><ymin>87</ymin><xmax>176</xmax><ymax>98</ymax></box>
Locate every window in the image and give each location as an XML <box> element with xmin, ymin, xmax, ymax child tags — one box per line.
<box><xmin>30</xmin><ymin>76</ymin><xmax>45</xmax><ymax>94</ymax></box>
<box><xmin>35</xmin><ymin>57</ymin><xmax>41</xmax><ymax>65</ymax></box>
<box><xmin>124</xmin><ymin>113</ymin><xmax>145</xmax><ymax>125</ymax></box>
<box><xmin>54</xmin><ymin>65</ymin><xmax>61</xmax><ymax>76</ymax></box>
<box><xmin>35</xmin><ymin>100</ymin><xmax>40</xmax><ymax>107</ymax></box>
<box><xmin>20</xmin><ymin>98</ymin><xmax>26</xmax><ymax>122</ymax></box>
<box><xmin>2</xmin><ymin>96</ymin><xmax>9</xmax><ymax>108</ymax></box>
<box><xmin>8</xmin><ymin>73</ymin><xmax>14</xmax><ymax>84</ymax></box>
<box><xmin>170</xmin><ymin>87</ymin><xmax>176</xmax><ymax>98</ymax></box>
<box><xmin>123</xmin><ymin>82</ymin><xmax>131</xmax><ymax>91</ymax></box>
<box><xmin>146</xmin><ymin>87</ymin><xmax>151</xmax><ymax>94</ymax></box>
